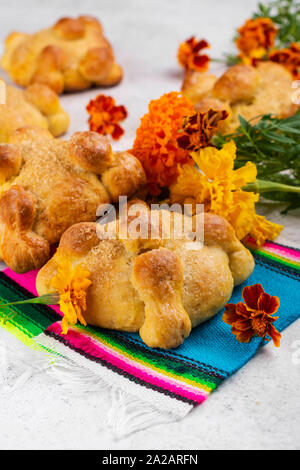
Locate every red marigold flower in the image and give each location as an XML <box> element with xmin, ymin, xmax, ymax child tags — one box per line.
<box><xmin>131</xmin><ymin>92</ymin><xmax>195</xmax><ymax>195</ymax></box>
<box><xmin>236</xmin><ymin>17</ymin><xmax>277</xmax><ymax>64</ymax></box>
<box><xmin>177</xmin><ymin>109</ymin><xmax>229</xmax><ymax>152</ymax></box>
<box><xmin>178</xmin><ymin>37</ymin><xmax>210</xmax><ymax>72</ymax></box>
<box><xmin>223</xmin><ymin>283</ymin><xmax>281</xmax><ymax>347</ymax></box>
<box><xmin>86</xmin><ymin>94</ymin><xmax>127</xmax><ymax>140</ymax></box>
<box><xmin>268</xmin><ymin>42</ymin><xmax>300</xmax><ymax>79</ymax></box>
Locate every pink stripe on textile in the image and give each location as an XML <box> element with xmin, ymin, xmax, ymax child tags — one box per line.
<box><xmin>263</xmin><ymin>242</ymin><xmax>300</xmax><ymax>261</ymax></box>
<box><xmin>246</xmin><ymin>238</ymin><xmax>300</xmax><ymax>261</ymax></box>
<box><xmin>4</xmin><ymin>268</ymin><xmax>62</xmax><ymax>315</ymax></box>
<box><xmin>76</xmin><ymin>326</ymin><xmax>205</xmax><ymax>397</ymax></box>
<box><xmin>4</xmin><ymin>268</ymin><xmax>38</xmax><ymax>295</ymax></box>
<box><xmin>4</xmin><ymin>268</ymin><xmax>208</xmax><ymax>403</ymax></box>
<box><xmin>47</xmin><ymin>322</ymin><xmax>208</xmax><ymax>404</ymax></box>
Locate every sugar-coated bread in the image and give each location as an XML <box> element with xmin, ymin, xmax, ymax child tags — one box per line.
<box><xmin>36</xmin><ymin>205</ymin><xmax>254</xmax><ymax>349</ymax></box>
<box><xmin>182</xmin><ymin>62</ymin><xmax>299</xmax><ymax>133</ymax></box>
<box><xmin>0</xmin><ymin>128</ymin><xmax>146</xmax><ymax>273</ymax></box>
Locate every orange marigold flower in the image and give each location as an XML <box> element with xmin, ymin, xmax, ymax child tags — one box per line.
<box><xmin>86</xmin><ymin>94</ymin><xmax>127</xmax><ymax>140</ymax></box>
<box><xmin>177</xmin><ymin>109</ymin><xmax>229</xmax><ymax>152</ymax></box>
<box><xmin>268</xmin><ymin>42</ymin><xmax>300</xmax><ymax>79</ymax></box>
<box><xmin>223</xmin><ymin>283</ymin><xmax>281</xmax><ymax>347</ymax></box>
<box><xmin>236</xmin><ymin>17</ymin><xmax>277</xmax><ymax>64</ymax></box>
<box><xmin>131</xmin><ymin>91</ymin><xmax>194</xmax><ymax>195</ymax></box>
<box><xmin>178</xmin><ymin>37</ymin><xmax>210</xmax><ymax>72</ymax></box>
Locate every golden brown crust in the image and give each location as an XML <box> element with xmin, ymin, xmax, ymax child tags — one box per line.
<box><xmin>0</xmin><ymin>80</ymin><xmax>69</xmax><ymax>142</ymax></box>
<box><xmin>200</xmin><ymin>212</ymin><xmax>255</xmax><ymax>285</ymax></box>
<box><xmin>31</xmin><ymin>45</ymin><xmax>67</xmax><ymax>94</ymax></box>
<box><xmin>79</xmin><ymin>46</ymin><xmax>114</xmax><ymax>83</ymax></box>
<box><xmin>1</xmin><ymin>16</ymin><xmax>123</xmax><ymax>93</ymax></box>
<box><xmin>36</xmin><ymin>207</ymin><xmax>254</xmax><ymax>349</ymax></box>
<box><xmin>0</xmin><ymin>144</ymin><xmax>22</xmax><ymax>184</ymax></box>
<box><xmin>68</xmin><ymin>131</ymin><xmax>113</xmax><ymax>174</ymax></box>
<box><xmin>132</xmin><ymin>248</ymin><xmax>191</xmax><ymax>349</ymax></box>
<box><xmin>194</xmin><ymin>97</ymin><xmax>230</xmax><ymax>113</ymax></box>
<box><xmin>58</xmin><ymin>222</ymin><xmax>100</xmax><ymax>257</ymax></box>
<box><xmin>0</xmin><ymin>186</ymin><xmax>50</xmax><ymax>272</ymax></box>
<box><xmin>0</xmin><ymin>129</ymin><xmax>146</xmax><ymax>272</ymax></box>
<box><xmin>0</xmin><ymin>185</ymin><xmax>35</xmax><ymax>232</ymax></box>
<box><xmin>101</xmin><ymin>151</ymin><xmax>147</xmax><ymax>202</ymax></box>
<box><xmin>182</xmin><ymin>62</ymin><xmax>299</xmax><ymax>133</ymax></box>
<box><xmin>54</xmin><ymin>17</ymin><xmax>85</xmax><ymax>40</ymax></box>
<box><xmin>181</xmin><ymin>71</ymin><xmax>217</xmax><ymax>103</ymax></box>
<box><xmin>25</xmin><ymin>83</ymin><xmax>61</xmax><ymax>115</ymax></box>
<box><xmin>201</xmin><ymin>212</ymin><xmax>238</xmax><ymax>251</ymax></box>
<box><xmin>254</xmin><ymin>61</ymin><xmax>299</xmax><ymax>118</ymax></box>
<box><xmin>8</xmin><ymin>125</ymin><xmax>54</xmax><ymax>145</ymax></box>
<box><xmin>212</xmin><ymin>65</ymin><xmax>259</xmax><ymax>103</ymax></box>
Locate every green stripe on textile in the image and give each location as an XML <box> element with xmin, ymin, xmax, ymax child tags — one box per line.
<box><xmin>78</xmin><ymin>324</ymin><xmax>222</xmax><ymax>388</ymax></box>
<box><xmin>0</xmin><ymin>273</ymin><xmax>62</xmax><ymax>359</ymax></box>
<box><xmin>0</xmin><ymin>297</ymin><xmax>40</xmax><ymax>338</ymax></box>
<box><xmin>254</xmin><ymin>250</ymin><xmax>300</xmax><ymax>271</ymax></box>
<box><xmin>0</xmin><ymin>302</ymin><xmax>60</xmax><ymax>359</ymax></box>
<box><xmin>0</xmin><ymin>276</ymin><xmax>58</xmax><ymax>334</ymax></box>
<box><xmin>0</xmin><ymin>273</ymin><xmax>222</xmax><ymax>386</ymax></box>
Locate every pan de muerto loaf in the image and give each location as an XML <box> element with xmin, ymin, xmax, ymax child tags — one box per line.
<box><xmin>1</xmin><ymin>16</ymin><xmax>123</xmax><ymax>93</ymax></box>
<box><xmin>36</xmin><ymin>201</ymin><xmax>254</xmax><ymax>349</ymax></box>
<box><xmin>0</xmin><ymin>128</ymin><xmax>146</xmax><ymax>272</ymax></box>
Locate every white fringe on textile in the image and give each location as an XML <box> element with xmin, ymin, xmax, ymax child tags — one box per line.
<box><xmin>105</xmin><ymin>388</ymin><xmax>180</xmax><ymax>438</ymax></box>
<box><xmin>0</xmin><ymin>330</ymin><xmax>191</xmax><ymax>438</ymax></box>
<box><xmin>0</xmin><ymin>329</ymin><xmax>52</xmax><ymax>393</ymax></box>
<box><xmin>45</xmin><ymin>359</ymin><xmax>181</xmax><ymax>437</ymax></box>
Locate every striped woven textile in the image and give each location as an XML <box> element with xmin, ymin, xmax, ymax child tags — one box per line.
<box><xmin>0</xmin><ymin>240</ymin><xmax>299</xmax><ymax>419</ymax></box>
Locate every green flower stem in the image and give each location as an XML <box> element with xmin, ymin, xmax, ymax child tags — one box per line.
<box><xmin>0</xmin><ymin>293</ymin><xmax>60</xmax><ymax>309</ymax></box>
<box><xmin>244</xmin><ymin>179</ymin><xmax>300</xmax><ymax>195</ymax></box>
<box><xmin>210</xmin><ymin>58</ymin><xmax>226</xmax><ymax>63</ymax></box>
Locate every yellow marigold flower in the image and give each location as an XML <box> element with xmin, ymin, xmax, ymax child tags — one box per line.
<box><xmin>170</xmin><ymin>141</ymin><xmax>283</xmax><ymax>246</ymax></box>
<box><xmin>51</xmin><ymin>260</ymin><xmax>92</xmax><ymax>334</ymax></box>
<box><xmin>250</xmin><ymin>214</ymin><xmax>283</xmax><ymax>247</ymax></box>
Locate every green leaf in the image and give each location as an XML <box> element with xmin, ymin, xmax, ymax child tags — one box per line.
<box><xmin>215</xmin><ymin>108</ymin><xmax>300</xmax><ymax>212</ymax></box>
<box><xmin>251</xmin><ymin>0</ymin><xmax>300</xmax><ymax>47</ymax></box>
